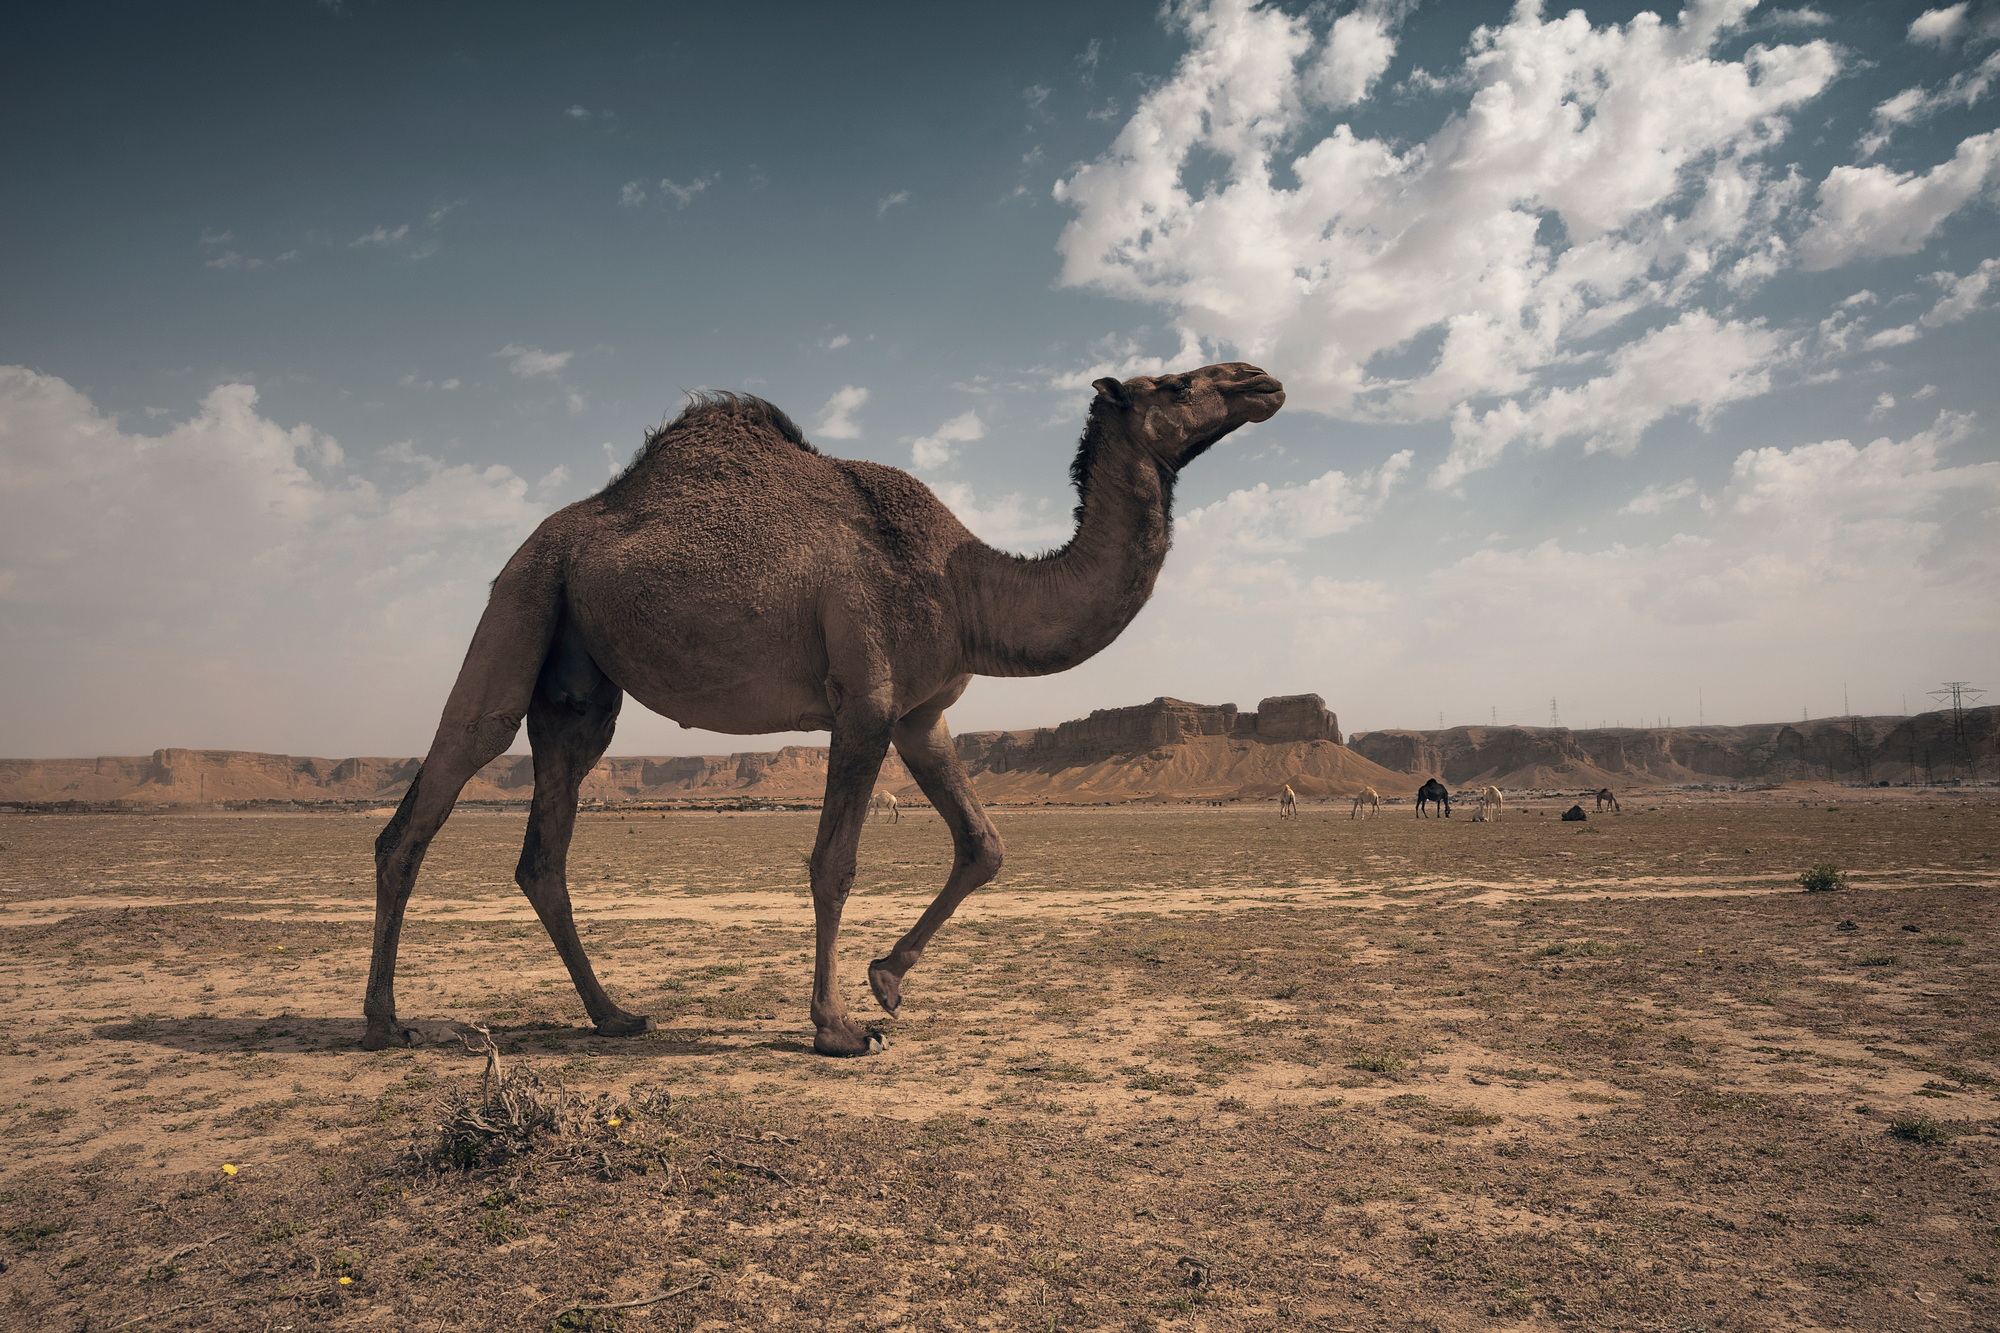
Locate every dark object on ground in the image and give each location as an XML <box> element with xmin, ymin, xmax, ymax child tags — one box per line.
<box><xmin>1561</xmin><ymin>805</ymin><xmax>1587</xmax><ymax>821</ymax></box>
<box><xmin>1837</xmin><ymin>919</ymin><xmax>1859</xmax><ymax>931</ymax></box>
<box><xmin>1416</xmin><ymin>778</ymin><xmax>1451</xmax><ymax>818</ymax></box>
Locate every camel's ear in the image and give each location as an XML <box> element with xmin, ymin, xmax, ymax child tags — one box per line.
<box><xmin>1092</xmin><ymin>376</ymin><xmax>1130</xmax><ymax>408</ymax></box>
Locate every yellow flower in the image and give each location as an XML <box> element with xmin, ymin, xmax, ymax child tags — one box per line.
<box><xmin>338</xmin><ymin>1276</ymin><xmax>353</xmax><ymax>1286</ymax></box>
<box><xmin>221</xmin><ymin>1163</ymin><xmax>238</xmax><ymax>1176</ymax></box>
<box><xmin>607</xmin><ymin>1117</ymin><xmax>623</xmax><ymax>1127</ymax></box>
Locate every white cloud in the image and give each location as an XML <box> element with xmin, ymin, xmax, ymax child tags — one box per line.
<box><xmin>1435</xmin><ymin>312</ymin><xmax>1788</xmax><ymax>487</ymax></box>
<box><xmin>1922</xmin><ymin>255</ymin><xmax>2000</xmax><ymax>325</ymax></box>
<box><xmin>1868</xmin><ymin>391</ymin><xmax>1898</xmax><ymax>419</ymax></box>
<box><xmin>1178</xmin><ymin>450</ymin><xmax>1412</xmax><ymax>557</ymax></box>
<box><xmin>205</xmin><ymin>251</ymin><xmax>265</xmax><ymax>271</ymax></box>
<box><xmin>876</xmin><ymin>190</ymin><xmax>910</xmax><ymax>217</ymax></box>
<box><xmin>1797</xmin><ymin>129</ymin><xmax>2000</xmax><ymax>269</ymax></box>
<box><xmin>1620</xmin><ymin>478</ymin><xmax>1699</xmax><ymax>514</ymax></box>
<box><xmin>814</xmin><ymin>385</ymin><xmax>869</xmax><ymax>439</ymax></box>
<box><xmin>497</xmin><ymin>344</ymin><xmax>574</xmax><ymax>378</ymax></box>
<box><xmin>349</xmin><ymin>224</ymin><xmax>410</xmax><ymax>248</ymax></box>
<box><xmin>1305</xmin><ymin>0</ymin><xmax>1405</xmax><ymax>108</ymax></box>
<box><xmin>824</xmin><ymin>333</ymin><xmax>851</xmax><ymax>350</ymax></box>
<box><xmin>1858</xmin><ymin>49</ymin><xmax>2000</xmax><ymax>156</ymax></box>
<box><xmin>620</xmin><ymin>179</ymin><xmax>648</xmax><ymax>207</ymax></box>
<box><xmin>1053</xmin><ymin>0</ymin><xmax>1841</xmax><ymax>482</ymax></box>
<box><xmin>909</xmin><ymin>410</ymin><xmax>986</xmax><ymax>470</ymax></box>
<box><xmin>659</xmin><ymin>176</ymin><xmax>711</xmax><ymax>208</ymax></box>
<box><xmin>565</xmin><ymin>104</ymin><xmax>592</xmax><ymax>119</ymax></box>
<box><xmin>929</xmin><ymin>481</ymin><xmax>1069</xmax><ymax>553</ymax></box>
<box><xmin>1910</xmin><ymin>4</ymin><xmax>1970</xmax><ymax>46</ymax></box>
<box><xmin>0</xmin><ymin>368</ymin><xmax>550</xmax><ymax>755</ymax></box>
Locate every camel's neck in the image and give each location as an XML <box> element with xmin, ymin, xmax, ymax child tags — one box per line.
<box><xmin>955</xmin><ymin>417</ymin><xmax>1177</xmax><ymax>678</ymax></box>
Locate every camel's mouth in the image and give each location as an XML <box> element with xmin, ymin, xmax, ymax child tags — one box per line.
<box><xmin>1236</xmin><ymin>376</ymin><xmax>1285</xmax><ymax>420</ymax></box>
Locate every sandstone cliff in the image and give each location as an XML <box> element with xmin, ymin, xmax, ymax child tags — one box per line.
<box><xmin>3</xmin><ymin>701</ymin><xmax>1988</xmax><ymax>807</ymax></box>
<box><xmin>1348</xmin><ymin>707</ymin><xmax>1996</xmax><ymax>789</ymax></box>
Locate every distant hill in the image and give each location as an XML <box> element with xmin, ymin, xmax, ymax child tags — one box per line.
<box><xmin>1</xmin><ymin>697</ymin><xmax>1991</xmax><ymax>808</ymax></box>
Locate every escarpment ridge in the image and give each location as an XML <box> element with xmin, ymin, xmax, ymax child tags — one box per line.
<box><xmin>2</xmin><ymin>699</ymin><xmax>1991</xmax><ymax>807</ymax></box>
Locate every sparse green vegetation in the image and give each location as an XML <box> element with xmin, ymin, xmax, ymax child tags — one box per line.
<box><xmin>1798</xmin><ymin>862</ymin><xmax>1848</xmax><ymax>892</ymax></box>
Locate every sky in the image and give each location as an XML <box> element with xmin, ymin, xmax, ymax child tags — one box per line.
<box><xmin>1</xmin><ymin>0</ymin><xmax>1996</xmax><ymax>759</ymax></box>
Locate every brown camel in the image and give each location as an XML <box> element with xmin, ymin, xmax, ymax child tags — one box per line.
<box><xmin>1350</xmin><ymin>786</ymin><xmax>1379</xmax><ymax>818</ymax></box>
<box><xmin>1595</xmin><ymin>788</ymin><xmax>1620</xmax><ymax>813</ymax></box>
<box><xmin>363</xmin><ymin>363</ymin><xmax>1284</xmax><ymax>1056</ymax></box>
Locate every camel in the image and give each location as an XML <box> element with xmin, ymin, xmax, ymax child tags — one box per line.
<box><xmin>868</xmin><ymin>790</ymin><xmax>900</xmax><ymax>823</ymax></box>
<box><xmin>362</xmin><ymin>362</ymin><xmax>1283</xmax><ymax>1057</ymax></box>
<box><xmin>1278</xmin><ymin>784</ymin><xmax>1298</xmax><ymax>818</ymax></box>
<box><xmin>1595</xmin><ymin>788</ymin><xmax>1620</xmax><ymax>813</ymax></box>
<box><xmin>1350</xmin><ymin>786</ymin><xmax>1379</xmax><ymax>818</ymax></box>
<box><xmin>1415</xmin><ymin>778</ymin><xmax>1451</xmax><ymax>818</ymax></box>
<box><xmin>1473</xmin><ymin>785</ymin><xmax>1502</xmax><ymax>822</ymax></box>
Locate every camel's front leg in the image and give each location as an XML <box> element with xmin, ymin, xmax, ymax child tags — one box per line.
<box><xmin>867</xmin><ymin>705</ymin><xmax>1002</xmax><ymax>1017</ymax></box>
<box><xmin>808</xmin><ymin>697</ymin><xmax>895</xmax><ymax>1056</ymax></box>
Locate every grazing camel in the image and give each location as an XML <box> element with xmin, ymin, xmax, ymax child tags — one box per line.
<box><xmin>1279</xmin><ymin>784</ymin><xmax>1299</xmax><ymax>819</ymax></box>
<box><xmin>1416</xmin><ymin>778</ymin><xmax>1451</xmax><ymax>818</ymax></box>
<box><xmin>1473</xmin><ymin>785</ymin><xmax>1502</xmax><ymax>822</ymax></box>
<box><xmin>1350</xmin><ymin>786</ymin><xmax>1379</xmax><ymax>819</ymax></box>
<box><xmin>1595</xmin><ymin>788</ymin><xmax>1620</xmax><ymax>813</ymax></box>
<box><xmin>363</xmin><ymin>363</ymin><xmax>1283</xmax><ymax>1056</ymax></box>
<box><xmin>868</xmin><ymin>790</ymin><xmax>900</xmax><ymax>823</ymax></box>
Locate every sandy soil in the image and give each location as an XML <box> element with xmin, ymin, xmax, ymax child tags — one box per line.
<box><xmin>0</xmin><ymin>791</ymin><xmax>1995</xmax><ymax>1330</ymax></box>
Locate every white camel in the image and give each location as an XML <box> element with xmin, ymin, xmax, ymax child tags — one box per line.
<box><xmin>1279</xmin><ymin>784</ymin><xmax>1299</xmax><ymax>819</ymax></box>
<box><xmin>1474</xmin><ymin>785</ymin><xmax>1502</xmax><ymax>822</ymax></box>
<box><xmin>1350</xmin><ymin>787</ymin><xmax>1379</xmax><ymax>819</ymax></box>
<box><xmin>868</xmin><ymin>790</ymin><xmax>900</xmax><ymax>823</ymax></box>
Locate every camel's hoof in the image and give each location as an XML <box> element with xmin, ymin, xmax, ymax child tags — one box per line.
<box><xmin>867</xmin><ymin>960</ymin><xmax>902</xmax><ymax>1016</ymax></box>
<box><xmin>360</xmin><ymin>1023</ymin><xmax>416</xmax><ymax>1051</ymax></box>
<box><xmin>813</xmin><ymin>1028</ymin><xmax>888</xmax><ymax>1058</ymax></box>
<box><xmin>594</xmin><ymin>1013</ymin><xmax>657</xmax><ymax>1038</ymax></box>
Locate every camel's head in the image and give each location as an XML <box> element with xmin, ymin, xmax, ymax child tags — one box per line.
<box><xmin>1090</xmin><ymin>361</ymin><xmax>1284</xmax><ymax>471</ymax></box>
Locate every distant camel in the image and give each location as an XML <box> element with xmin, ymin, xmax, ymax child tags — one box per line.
<box><xmin>1595</xmin><ymin>788</ymin><xmax>1620</xmax><ymax>813</ymax></box>
<box><xmin>1279</xmin><ymin>784</ymin><xmax>1299</xmax><ymax>818</ymax></box>
<box><xmin>1416</xmin><ymin>778</ymin><xmax>1451</xmax><ymax>818</ymax></box>
<box><xmin>868</xmin><ymin>790</ymin><xmax>900</xmax><ymax>823</ymax></box>
<box><xmin>1473</xmin><ymin>785</ymin><xmax>1502</xmax><ymax>822</ymax></box>
<box><xmin>361</xmin><ymin>363</ymin><xmax>1283</xmax><ymax>1057</ymax></box>
<box><xmin>1350</xmin><ymin>787</ymin><xmax>1379</xmax><ymax>819</ymax></box>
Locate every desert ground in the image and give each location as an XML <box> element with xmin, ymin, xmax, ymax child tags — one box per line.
<box><xmin>0</xmin><ymin>788</ymin><xmax>1995</xmax><ymax>1331</ymax></box>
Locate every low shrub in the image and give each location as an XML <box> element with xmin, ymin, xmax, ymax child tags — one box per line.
<box><xmin>1799</xmin><ymin>862</ymin><xmax>1848</xmax><ymax>892</ymax></box>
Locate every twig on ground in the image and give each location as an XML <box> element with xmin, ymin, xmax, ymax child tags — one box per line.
<box><xmin>567</xmin><ymin>1273</ymin><xmax>713</xmax><ymax>1312</ymax></box>
<box><xmin>133</xmin><ymin>1232</ymin><xmax>230</xmax><ymax>1280</ymax></box>
<box><xmin>110</xmin><ymin>1298</ymin><xmax>220</xmax><ymax>1330</ymax></box>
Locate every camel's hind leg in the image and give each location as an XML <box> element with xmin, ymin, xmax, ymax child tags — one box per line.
<box><xmin>867</xmin><ymin>706</ymin><xmax>1002</xmax><ymax>1018</ymax></box>
<box><xmin>363</xmin><ymin>549</ymin><xmax>563</xmax><ymax>1050</ymax></box>
<box><xmin>513</xmin><ymin>625</ymin><xmax>653</xmax><ymax>1037</ymax></box>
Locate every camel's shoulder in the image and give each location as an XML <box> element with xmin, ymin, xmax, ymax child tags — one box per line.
<box><xmin>827</xmin><ymin>458</ymin><xmax>974</xmax><ymax>546</ymax></box>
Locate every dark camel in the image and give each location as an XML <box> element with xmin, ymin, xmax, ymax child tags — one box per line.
<box><xmin>364</xmin><ymin>363</ymin><xmax>1284</xmax><ymax>1056</ymax></box>
<box><xmin>1415</xmin><ymin>777</ymin><xmax>1451</xmax><ymax>818</ymax></box>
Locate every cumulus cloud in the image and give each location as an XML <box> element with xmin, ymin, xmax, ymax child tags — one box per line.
<box><xmin>908</xmin><ymin>410</ymin><xmax>986</xmax><ymax>470</ymax></box>
<box><xmin>1620</xmin><ymin>478</ymin><xmax>1700</xmax><ymax>514</ymax></box>
<box><xmin>659</xmin><ymin>176</ymin><xmax>711</xmax><ymax>208</ymax></box>
<box><xmin>1436</xmin><ymin>313</ymin><xmax>1788</xmax><ymax>487</ymax></box>
<box><xmin>1910</xmin><ymin>4</ymin><xmax>1971</xmax><ymax>46</ymax></box>
<box><xmin>497</xmin><ymin>344</ymin><xmax>574</xmax><ymax>378</ymax></box>
<box><xmin>0</xmin><ymin>368</ymin><xmax>550</xmax><ymax>755</ymax></box>
<box><xmin>350</xmin><ymin>223</ymin><xmax>410</xmax><ymax>247</ymax></box>
<box><xmin>929</xmin><ymin>480</ymin><xmax>1069</xmax><ymax>553</ymax></box>
<box><xmin>1053</xmin><ymin>0</ymin><xmax>1842</xmax><ymax>482</ymax></box>
<box><xmin>814</xmin><ymin>385</ymin><xmax>869</xmax><ymax>439</ymax></box>
<box><xmin>1922</xmin><ymin>255</ymin><xmax>2000</xmax><ymax>326</ymax></box>
<box><xmin>1858</xmin><ymin>49</ymin><xmax>2000</xmax><ymax>156</ymax></box>
<box><xmin>1798</xmin><ymin>129</ymin><xmax>2000</xmax><ymax>269</ymax></box>
<box><xmin>1178</xmin><ymin>450</ymin><xmax>1412</xmax><ymax>557</ymax></box>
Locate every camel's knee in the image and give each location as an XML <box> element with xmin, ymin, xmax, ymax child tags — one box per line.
<box><xmin>962</xmin><ymin>825</ymin><xmax>1003</xmax><ymax>884</ymax></box>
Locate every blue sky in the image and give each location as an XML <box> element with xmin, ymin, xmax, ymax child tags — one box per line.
<box><xmin>2</xmin><ymin>0</ymin><xmax>1996</xmax><ymax>757</ymax></box>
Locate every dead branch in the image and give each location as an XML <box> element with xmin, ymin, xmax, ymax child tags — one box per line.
<box><xmin>568</xmin><ymin>1273</ymin><xmax>713</xmax><ymax>1312</ymax></box>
